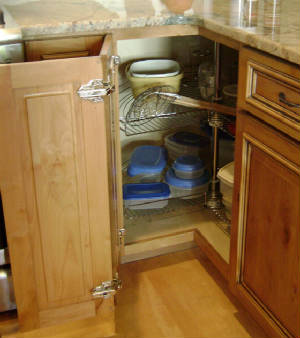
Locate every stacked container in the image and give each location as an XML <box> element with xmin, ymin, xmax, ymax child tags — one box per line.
<box><xmin>124</xmin><ymin>145</ymin><xmax>169</xmax><ymax>209</ymax></box>
<box><xmin>165</xmin><ymin>155</ymin><xmax>209</xmax><ymax>199</ymax></box>
<box><xmin>123</xmin><ymin>182</ymin><xmax>170</xmax><ymax>210</ymax></box>
<box><xmin>164</xmin><ymin>131</ymin><xmax>210</xmax><ymax>162</ymax></box>
<box><xmin>127</xmin><ymin>145</ymin><xmax>167</xmax><ymax>183</ymax></box>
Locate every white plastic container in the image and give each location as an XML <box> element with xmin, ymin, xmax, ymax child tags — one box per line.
<box><xmin>129</xmin><ymin>59</ymin><xmax>180</xmax><ymax>78</ymax></box>
<box><xmin>126</xmin><ymin>60</ymin><xmax>183</xmax><ymax>97</ymax></box>
<box><xmin>217</xmin><ymin>161</ymin><xmax>234</xmax><ymax>209</ymax></box>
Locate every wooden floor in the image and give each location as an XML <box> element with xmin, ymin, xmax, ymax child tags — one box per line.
<box><xmin>115</xmin><ymin>248</ymin><xmax>267</xmax><ymax>338</ymax></box>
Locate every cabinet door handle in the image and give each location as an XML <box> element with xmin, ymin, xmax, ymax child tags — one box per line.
<box><xmin>278</xmin><ymin>92</ymin><xmax>300</xmax><ymax>108</ymax></box>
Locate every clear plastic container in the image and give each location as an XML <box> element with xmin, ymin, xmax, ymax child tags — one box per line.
<box><xmin>126</xmin><ymin>173</ymin><xmax>163</xmax><ymax>184</ymax></box>
<box><xmin>127</xmin><ymin>145</ymin><xmax>167</xmax><ymax>183</ymax></box>
<box><xmin>173</xmin><ymin>155</ymin><xmax>205</xmax><ymax>179</ymax></box>
<box><xmin>217</xmin><ymin>161</ymin><xmax>234</xmax><ymax>209</ymax></box>
<box><xmin>123</xmin><ymin>182</ymin><xmax>170</xmax><ymax>210</ymax></box>
<box><xmin>164</xmin><ymin>132</ymin><xmax>210</xmax><ymax>162</ymax></box>
<box><xmin>165</xmin><ymin>168</ymin><xmax>209</xmax><ymax>199</ymax></box>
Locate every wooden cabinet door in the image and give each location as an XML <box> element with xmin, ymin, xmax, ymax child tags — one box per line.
<box><xmin>230</xmin><ymin>112</ymin><xmax>300</xmax><ymax>338</ymax></box>
<box><xmin>0</xmin><ymin>35</ymin><xmax>119</xmax><ymax>334</ymax></box>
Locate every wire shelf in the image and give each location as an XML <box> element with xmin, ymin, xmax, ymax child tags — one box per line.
<box><xmin>119</xmin><ymin>78</ymin><xmax>208</xmax><ymax>136</ymax></box>
<box><xmin>119</xmin><ymin>76</ymin><xmax>235</xmax><ymax>138</ymax></box>
<box><xmin>123</xmin><ymin>193</ymin><xmax>231</xmax><ymax>237</ymax></box>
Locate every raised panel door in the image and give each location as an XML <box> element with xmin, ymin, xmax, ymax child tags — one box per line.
<box><xmin>230</xmin><ymin>112</ymin><xmax>300</xmax><ymax>338</ymax></box>
<box><xmin>0</xmin><ymin>35</ymin><xmax>118</xmax><ymax>334</ymax></box>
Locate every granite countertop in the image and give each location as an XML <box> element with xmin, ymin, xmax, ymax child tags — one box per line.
<box><xmin>0</xmin><ymin>0</ymin><xmax>299</xmax><ymax>65</ymax></box>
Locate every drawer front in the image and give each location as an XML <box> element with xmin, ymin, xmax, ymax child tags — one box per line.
<box><xmin>238</xmin><ymin>47</ymin><xmax>300</xmax><ymax>140</ymax></box>
<box><xmin>247</xmin><ymin>61</ymin><xmax>300</xmax><ymax>124</ymax></box>
<box><xmin>25</xmin><ymin>35</ymin><xmax>104</xmax><ymax>61</ymax></box>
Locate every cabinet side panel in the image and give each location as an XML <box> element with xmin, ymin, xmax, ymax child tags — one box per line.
<box><xmin>26</xmin><ymin>93</ymin><xmax>86</xmax><ymax>303</ymax></box>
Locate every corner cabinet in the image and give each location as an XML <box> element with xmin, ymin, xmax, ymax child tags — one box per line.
<box><xmin>0</xmin><ymin>35</ymin><xmax>120</xmax><ymax>335</ymax></box>
<box><xmin>230</xmin><ymin>48</ymin><xmax>300</xmax><ymax>338</ymax></box>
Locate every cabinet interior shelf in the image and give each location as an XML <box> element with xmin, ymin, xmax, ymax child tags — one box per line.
<box><xmin>119</xmin><ymin>80</ymin><xmax>208</xmax><ymax>136</ymax></box>
<box><xmin>124</xmin><ymin>194</ymin><xmax>231</xmax><ymax>238</ymax></box>
<box><xmin>119</xmin><ymin>76</ymin><xmax>236</xmax><ymax>137</ymax></box>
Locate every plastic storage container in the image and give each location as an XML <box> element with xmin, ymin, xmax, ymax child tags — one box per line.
<box><xmin>127</xmin><ymin>145</ymin><xmax>167</xmax><ymax>183</ymax></box>
<box><xmin>217</xmin><ymin>161</ymin><xmax>234</xmax><ymax>209</ymax></box>
<box><xmin>164</xmin><ymin>132</ymin><xmax>210</xmax><ymax>161</ymax></box>
<box><xmin>126</xmin><ymin>60</ymin><xmax>183</xmax><ymax>97</ymax></box>
<box><xmin>165</xmin><ymin>168</ymin><xmax>209</xmax><ymax>199</ymax></box>
<box><xmin>173</xmin><ymin>155</ymin><xmax>205</xmax><ymax>179</ymax></box>
<box><xmin>129</xmin><ymin>59</ymin><xmax>180</xmax><ymax>77</ymax></box>
<box><xmin>123</xmin><ymin>182</ymin><xmax>170</xmax><ymax>209</ymax></box>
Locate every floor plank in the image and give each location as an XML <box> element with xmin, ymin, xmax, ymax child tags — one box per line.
<box><xmin>115</xmin><ymin>248</ymin><xmax>267</xmax><ymax>338</ymax></box>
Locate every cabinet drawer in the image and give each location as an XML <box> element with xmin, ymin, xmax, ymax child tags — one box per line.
<box><xmin>248</xmin><ymin>61</ymin><xmax>300</xmax><ymax>122</ymax></box>
<box><xmin>25</xmin><ymin>35</ymin><xmax>104</xmax><ymax>61</ymax></box>
<box><xmin>238</xmin><ymin>47</ymin><xmax>300</xmax><ymax>140</ymax></box>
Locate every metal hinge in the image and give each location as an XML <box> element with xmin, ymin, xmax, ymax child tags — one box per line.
<box><xmin>119</xmin><ymin>228</ymin><xmax>126</xmax><ymax>246</ymax></box>
<box><xmin>91</xmin><ymin>276</ymin><xmax>122</xmax><ymax>299</ymax></box>
<box><xmin>77</xmin><ymin>79</ymin><xmax>114</xmax><ymax>103</ymax></box>
<box><xmin>111</xmin><ymin>55</ymin><xmax>121</xmax><ymax>66</ymax></box>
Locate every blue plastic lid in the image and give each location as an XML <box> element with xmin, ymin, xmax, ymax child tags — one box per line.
<box><xmin>165</xmin><ymin>168</ymin><xmax>209</xmax><ymax>188</ymax></box>
<box><xmin>127</xmin><ymin>146</ymin><xmax>167</xmax><ymax>177</ymax></box>
<box><xmin>173</xmin><ymin>155</ymin><xmax>204</xmax><ymax>172</ymax></box>
<box><xmin>123</xmin><ymin>183</ymin><xmax>170</xmax><ymax>200</ymax></box>
<box><xmin>169</xmin><ymin>132</ymin><xmax>209</xmax><ymax>147</ymax></box>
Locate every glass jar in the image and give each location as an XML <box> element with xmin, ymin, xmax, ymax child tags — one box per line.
<box><xmin>198</xmin><ymin>61</ymin><xmax>215</xmax><ymax>101</ymax></box>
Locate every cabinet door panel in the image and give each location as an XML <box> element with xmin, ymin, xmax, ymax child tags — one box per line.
<box><xmin>231</xmin><ymin>112</ymin><xmax>300</xmax><ymax>338</ymax></box>
<box><xmin>0</xmin><ymin>35</ymin><xmax>117</xmax><ymax>333</ymax></box>
<box><xmin>27</xmin><ymin>92</ymin><xmax>87</xmax><ymax>304</ymax></box>
<box><xmin>242</xmin><ymin>145</ymin><xmax>300</xmax><ymax>337</ymax></box>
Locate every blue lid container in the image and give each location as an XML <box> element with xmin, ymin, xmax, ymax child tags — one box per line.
<box><xmin>166</xmin><ymin>168</ymin><xmax>209</xmax><ymax>188</ymax></box>
<box><xmin>173</xmin><ymin>155</ymin><xmax>204</xmax><ymax>172</ymax></box>
<box><xmin>127</xmin><ymin>146</ymin><xmax>167</xmax><ymax>177</ymax></box>
<box><xmin>123</xmin><ymin>182</ymin><xmax>170</xmax><ymax>200</ymax></box>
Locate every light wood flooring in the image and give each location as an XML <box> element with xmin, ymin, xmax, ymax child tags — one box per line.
<box><xmin>115</xmin><ymin>248</ymin><xmax>267</xmax><ymax>338</ymax></box>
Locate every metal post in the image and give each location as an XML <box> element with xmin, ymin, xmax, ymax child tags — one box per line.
<box><xmin>206</xmin><ymin>42</ymin><xmax>224</xmax><ymax>209</ymax></box>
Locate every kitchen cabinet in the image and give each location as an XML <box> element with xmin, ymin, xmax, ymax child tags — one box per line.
<box><xmin>230</xmin><ymin>48</ymin><xmax>300</xmax><ymax>338</ymax></box>
<box><xmin>0</xmin><ymin>27</ymin><xmax>239</xmax><ymax>335</ymax></box>
<box><xmin>0</xmin><ymin>34</ymin><xmax>120</xmax><ymax>335</ymax></box>
<box><xmin>0</xmin><ymin>25</ymin><xmax>298</xmax><ymax>338</ymax></box>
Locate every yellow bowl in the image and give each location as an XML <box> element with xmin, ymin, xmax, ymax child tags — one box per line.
<box><xmin>126</xmin><ymin>63</ymin><xmax>183</xmax><ymax>97</ymax></box>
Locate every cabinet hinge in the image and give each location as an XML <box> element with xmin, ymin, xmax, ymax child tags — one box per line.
<box><xmin>77</xmin><ymin>79</ymin><xmax>114</xmax><ymax>103</ymax></box>
<box><xmin>91</xmin><ymin>276</ymin><xmax>122</xmax><ymax>299</ymax></box>
<box><xmin>111</xmin><ymin>55</ymin><xmax>121</xmax><ymax>66</ymax></box>
<box><xmin>119</xmin><ymin>228</ymin><xmax>126</xmax><ymax>246</ymax></box>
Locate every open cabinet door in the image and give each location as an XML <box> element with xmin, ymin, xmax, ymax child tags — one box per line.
<box><xmin>0</xmin><ymin>35</ymin><xmax>120</xmax><ymax>336</ymax></box>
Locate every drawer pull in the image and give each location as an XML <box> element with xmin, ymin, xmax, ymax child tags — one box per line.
<box><xmin>278</xmin><ymin>92</ymin><xmax>300</xmax><ymax>108</ymax></box>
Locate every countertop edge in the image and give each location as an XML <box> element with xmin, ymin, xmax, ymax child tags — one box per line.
<box><xmin>3</xmin><ymin>13</ymin><xmax>300</xmax><ymax>66</ymax></box>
